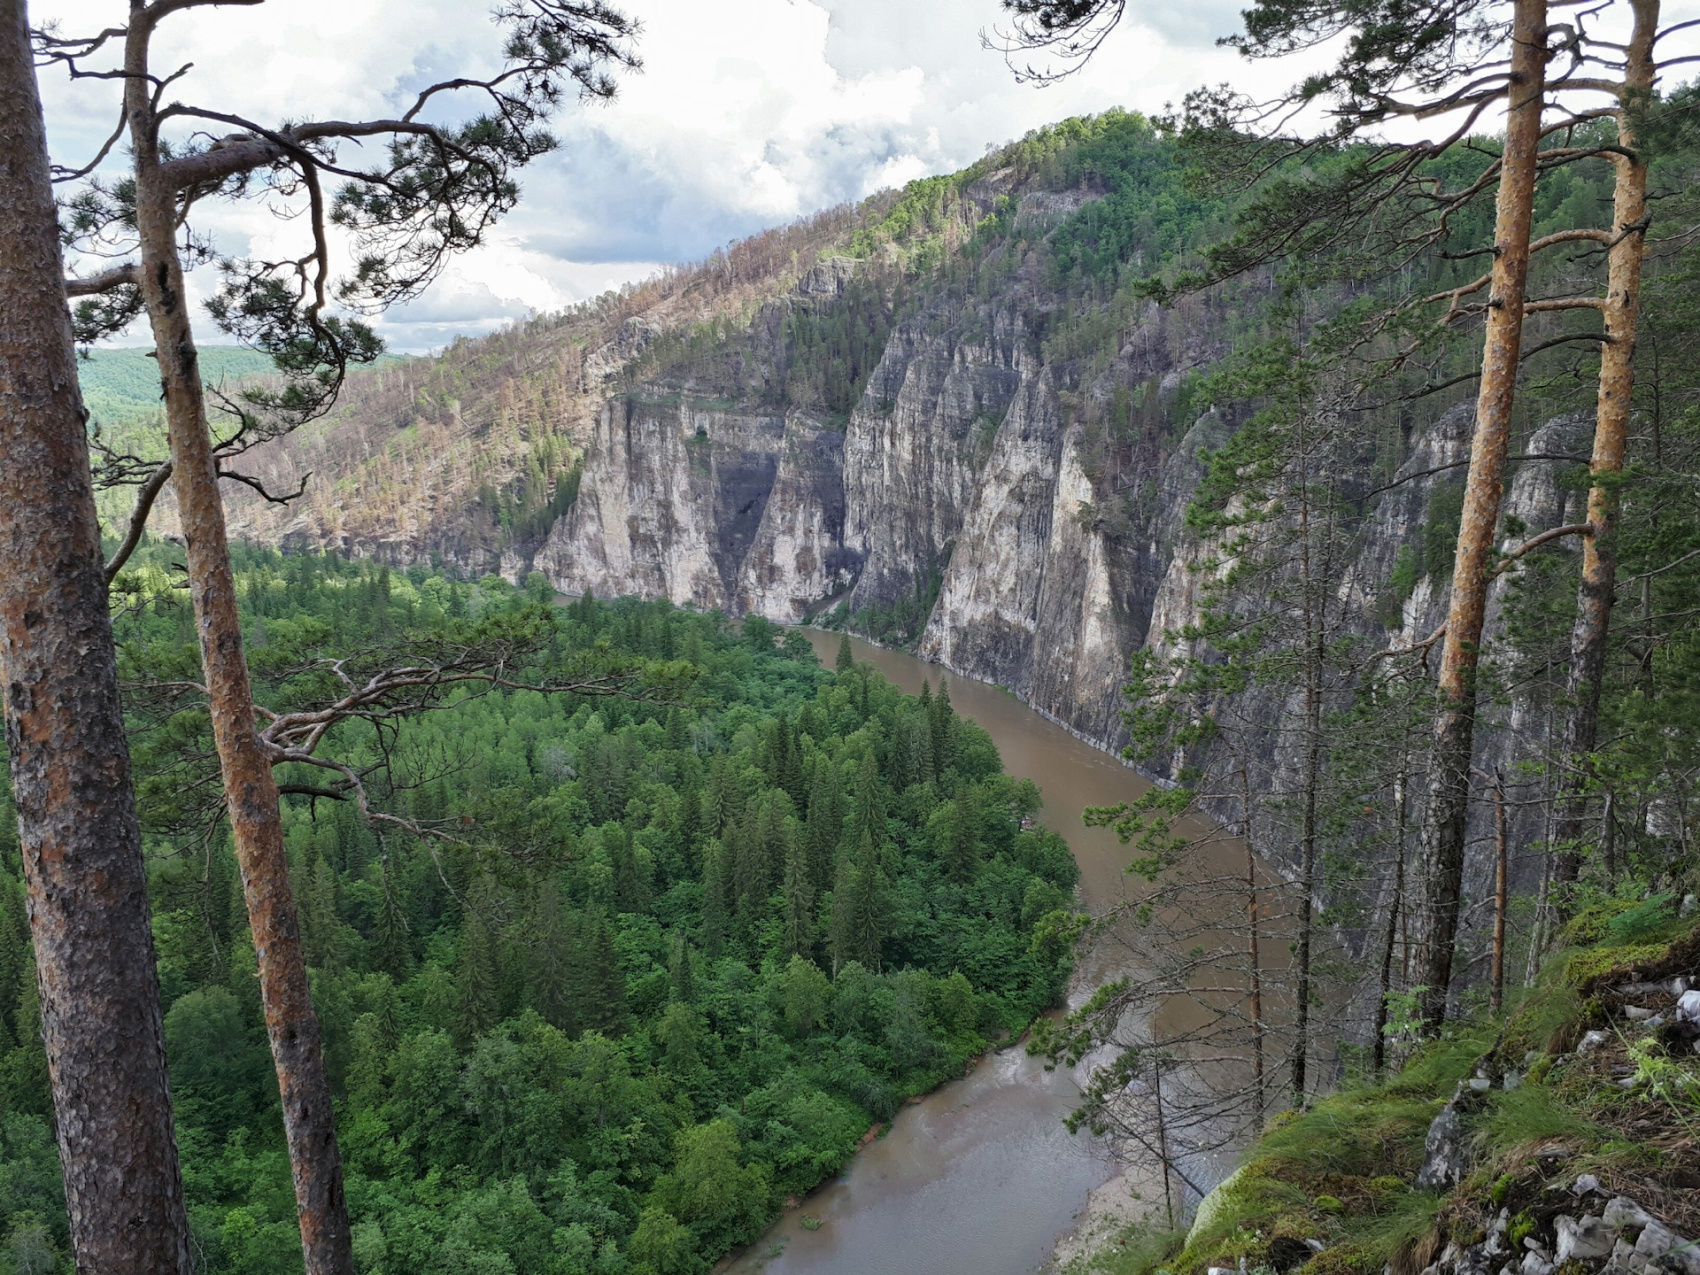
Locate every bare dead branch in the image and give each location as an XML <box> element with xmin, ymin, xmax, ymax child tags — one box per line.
<box><xmin>104</xmin><ymin>460</ymin><xmax>173</xmax><ymax>584</ymax></box>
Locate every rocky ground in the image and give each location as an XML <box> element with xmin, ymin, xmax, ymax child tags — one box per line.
<box><xmin>1058</xmin><ymin>909</ymin><xmax>1700</xmax><ymax>1275</ymax></box>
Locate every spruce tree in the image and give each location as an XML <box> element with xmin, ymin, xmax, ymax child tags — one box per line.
<box><xmin>929</xmin><ymin>679</ymin><xmax>956</xmax><ymax>776</ymax></box>
<box><xmin>374</xmin><ymin>862</ymin><xmax>413</xmax><ymax>982</ymax></box>
<box><xmin>453</xmin><ymin>906</ymin><xmax>500</xmax><ymax>1049</ymax></box>
<box><xmin>583</xmin><ymin>916</ymin><xmax>626</xmax><ymax>1034</ymax></box>
<box><xmin>701</xmin><ymin>840</ymin><xmax>732</xmax><ymax>960</ymax></box>
<box><xmin>805</xmin><ymin>764</ymin><xmax>844</xmax><ymax>894</ymax></box>
<box><xmin>732</xmin><ymin>807</ymin><xmax>767</xmax><ymax>929</ymax></box>
<box><xmin>782</xmin><ymin>843</ymin><xmax>815</xmax><ymax>959</ymax></box>
<box><xmin>929</xmin><ymin>799</ymin><xmax>980</xmax><ymax>882</ymax></box>
<box><xmin>532</xmin><ymin>886</ymin><xmax>575</xmax><ymax>1033</ymax></box>
<box><xmin>669</xmin><ymin>932</ymin><xmax>697</xmax><ymax>1004</ymax></box>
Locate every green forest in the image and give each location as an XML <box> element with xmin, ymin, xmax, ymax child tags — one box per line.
<box><xmin>0</xmin><ymin>548</ymin><xmax>1076</xmax><ymax>1274</ymax></box>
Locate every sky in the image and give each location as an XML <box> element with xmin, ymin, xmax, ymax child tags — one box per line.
<box><xmin>31</xmin><ymin>0</ymin><xmax>1699</xmax><ymax>352</ymax></box>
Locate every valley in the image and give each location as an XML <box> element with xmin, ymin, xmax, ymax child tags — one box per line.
<box><xmin>5</xmin><ymin>3</ymin><xmax>1700</xmax><ymax>1272</ymax></box>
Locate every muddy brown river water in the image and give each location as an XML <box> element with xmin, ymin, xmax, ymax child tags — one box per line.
<box><xmin>720</xmin><ymin>632</ymin><xmax>1163</xmax><ymax>1275</ymax></box>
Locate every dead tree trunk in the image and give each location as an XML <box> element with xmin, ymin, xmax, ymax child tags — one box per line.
<box><xmin>122</xmin><ymin>8</ymin><xmax>352</xmax><ymax>1272</ymax></box>
<box><xmin>1492</xmin><ymin>769</ymin><xmax>1509</xmax><ymax>1017</ymax></box>
<box><xmin>1372</xmin><ymin>768</ymin><xmax>1409</xmax><ymax>1077</ymax></box>
<box><xmin>1410</xmin><ymin>0</ymin><xmax>1549</xmax><ymax>1033</ymax></box>
<box><xmin>1550</xmin><ymin>0</ymin><xmax>1658</xmax><ymax>903</ymax></box>
<box><xmin>0</xmin><ymin>3</ymin><xmax>192</xmax><ymax>1269</ymax></box>
<box><xmin>1291</xmin><ymin>434</ymin><xmax>1325</xmax><ymax>1107</ymax></box>
<box><xmin>1240</xmin><ymin>762</ymin><xmax>1267</xmax><ymax>1121</ymax></box>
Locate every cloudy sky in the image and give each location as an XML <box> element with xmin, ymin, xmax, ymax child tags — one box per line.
<box><xmin>31</xmin><ymin>0</ymin><xmax>1695</xmax><ymax>352</ymax></box>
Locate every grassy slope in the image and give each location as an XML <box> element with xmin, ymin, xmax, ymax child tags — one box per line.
<box><xmin>1071</xmin><ymin>905</ymin><xmax>1700</xmax><ymax>1275</ymax></box>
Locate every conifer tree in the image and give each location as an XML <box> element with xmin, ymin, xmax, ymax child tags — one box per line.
<box><xmin>701</xmin><ymin>840</ymin><xmax>732</xmax><ymax>960</ymax></box>
<box><xmin>835</xmin><ymin>634</ymin><xmax>855</xmax><ymax>674</ymax></box>
<box><xmin>613</xmin><ymin>824</ymin><xmax>645</xmax><ymax>913</ymax></box>
<box><xmin>732</xmin><ymin>808</ymin><xmax>767</xmax><ymax>929</ymax></box>
<box><xmin>374</xmin><ymin>860</ymin><xmax>413</xmax><ymax>982</ymax></box>
<box><xmin>929</xmin><ymin>799</ymin><xmax>981</xmax><ymax>882</ymax></box>
<box><xmin>849</xmin><ymin>753</ymin><xmax>887</xmax><ymax>850</ymax></box>
<box><xmin>805</xmin><ymin>764</ymin><xmax>845</xmax><ymax>893</ymax></box>
<box><xmin>532</xmin><ymin>885</ymin><xmax>576</xmax><ymax>1032</ymax></box>
<box><xmin>1547</xmin><ymin>0</ymin><xmax>1663</xmax><ymax>902</ymax></box>
<box><xmin>453</xmin><ymin>905</ymin><xmax>501</xmax><ymax>1049</ymax></box>
<box><xmin>782</xmin><ymin>842</ymin><xmax>815</xmax><ymax>958</ymax></box>
<box><xmin>929</xmin><ymin>679</ymin><xmax>956</xmax><ymax>775</ymax></box>
<box><xmin>583</xmin><ymin>915</ymin><xmax>626</xmax><ymax>1033</ymax></box>
<box><xmin>0</xmin><ymin>5</ymin><xmax>190</xmax><ymax>1266</ymax></box>
<box><xmin>669</xmin><ymin>931</ymin><xmax>697</xmax><ymax>1004</ymax></box>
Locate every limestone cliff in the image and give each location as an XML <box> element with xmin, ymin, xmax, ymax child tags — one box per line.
<box><xmin>225</xmin><ymin>113</ymin><xmax>1597</xmax><ymax>912</ymax></box>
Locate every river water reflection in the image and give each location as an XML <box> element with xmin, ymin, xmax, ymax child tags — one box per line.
<box><xmin>721</xmin><ymin>632</ymin><xmax>1156</xmax><ymax>1275</ymax></box>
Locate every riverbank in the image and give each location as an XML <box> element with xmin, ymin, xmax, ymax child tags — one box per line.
<box><xmin>732</xmin><ymin>629</ymin><xmax>1255</xmax><ymax>1275</ymax></box>
<box><xmin>719</xmin><ymin>633</ymin><xmax>1168</xmax><ymax>1275</ymax></box>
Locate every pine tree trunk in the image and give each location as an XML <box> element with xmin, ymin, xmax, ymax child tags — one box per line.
<box><xmin>0</xmin><ymin>4</ymin><xmax>192</xmax><ymax>1268</ymax></box>
<box><xmin>1550</xmin><ymin>0</ymin><xmax>1657</xmax><ymax>902</ymax></box>
<box><xmin>1410</xmin><ymin>0</ymin><xmax>1549</xmax><ymax>1033</ymax></box>
<box><xmin>122</xmin><ymin>11</ymin><xmax>353</xmax><ymax>1273</ymax></box>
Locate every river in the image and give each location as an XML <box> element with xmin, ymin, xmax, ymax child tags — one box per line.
<box><xmin>721</xmin><ymin>631</ymin><xmax>1161</xmax><ymax>1275</ymax></box>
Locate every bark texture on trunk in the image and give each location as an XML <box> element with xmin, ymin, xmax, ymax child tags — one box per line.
<box><xmin>1411</xmin><ymin>0</ymin><xmax>1549</xmax><ymax>1032</ymax></box>
<box><xmin>0</xmin><ymin>3</ymin><xmax>192</xmax><ymax>1269</ymax></box>
<box><xmin>1550</xmin><ymin>0</ymin><xmax>1657</xmax><ymax>901</ymax></box>
<box><xmin>123</xmin><ymin>7</ymin><xmax>353</xmax><ymax>1271</ymax></box>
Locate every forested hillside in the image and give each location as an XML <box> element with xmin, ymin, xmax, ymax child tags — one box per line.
<box><xmin>0</xmin><ymin>549</ymin><xmax>1076</xmax><ymax>1273</ymax></box>
<box><xmin>77</xmin><ymin>346</ymin><xmax>280</xmax><ymax>427</ymax></box>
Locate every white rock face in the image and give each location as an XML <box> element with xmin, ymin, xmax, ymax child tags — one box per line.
<box><xmin>736</xmin><ymin>419</ymin><xmax>856</xmax><ymax>622</ymax></box>
<box><xmin>538</xmin><ymin>399</ymin><xmax>792</xmax><ymax>611</ymax></box>
<box><xmin>841</xmin><ymin>320</ymin><xmax>1025</xmax><ymax>610</ymax></box>
<box><xmin>538</xmin><ymin>258</ymin><xmax>1595</xmax><ymax>901</ymax></box>
<box><xmin>919</xmin><ymin>373</ymin><xmax>1064</xmax><ymax>680</ymax></box>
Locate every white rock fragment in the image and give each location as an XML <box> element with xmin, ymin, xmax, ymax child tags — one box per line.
<box><xmin>1605</xmin><ymin>1198</ymin><xmax>1652</xmax><ymax>1232</ymax></box>
<box><xmin>1635</xmin><ymin>1221</ymin><xmax>1677</xmax><ymax>1260</ymax></box>
<box><xmin>1676</xmin><ymin>989</ymin><xmax>1700</xmax><ymax>1027</ymax></box>
<box><xmin>1556</xmin><ymin>1215</ymin><xmax>1617</xmax><ymax>1263</ymax></box>
<box><xmin>1579</xmin><ymin>1030</ymin><xmax>1612</xmax><ymax>1054</ymax></box>
<box><xmin>1606</xmin><ymin>1237</ymin><xmax>1647</xmax><ymax>1275</ymax></box>
<box><xmin>1574</xmin><ymin>1174</ymin><xmax>1604</xmax><ymax>1196</ymax></box>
